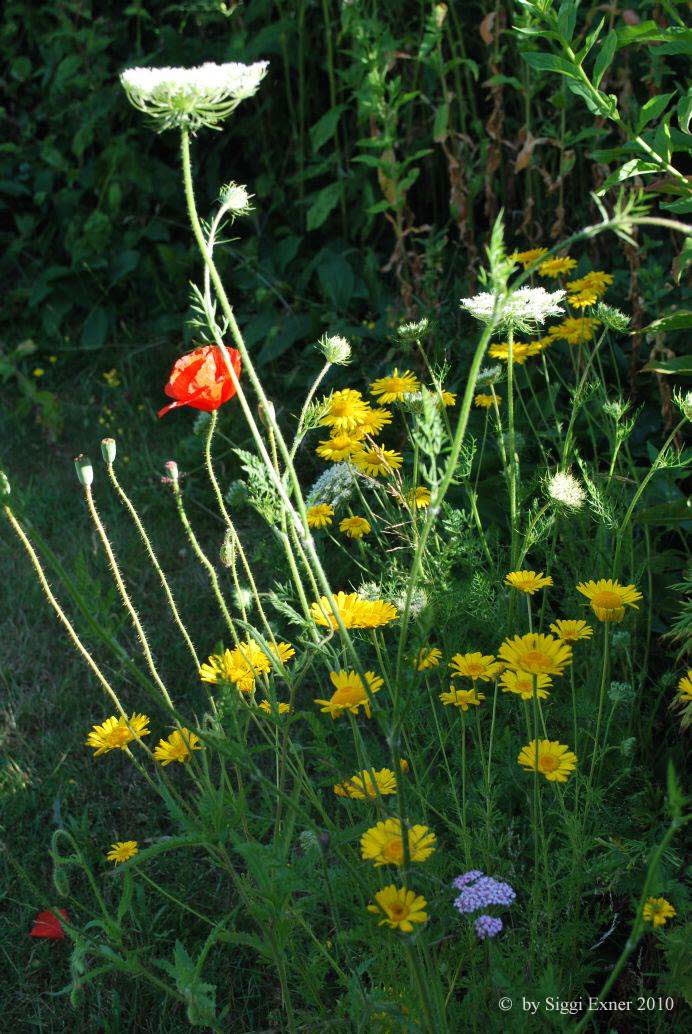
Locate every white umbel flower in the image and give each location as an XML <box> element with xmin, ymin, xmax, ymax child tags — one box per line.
<box><xmin>460</xmin><ymin>287</ymin><xmax>565</xmax><ymax>331</ymax></box>
<box><xmin>120</xmin><ymin>61</ymin><xmax>268</xmax><ymax>131</ymax></box>
<box><xmin>547</xmin><ymin>471</ymin><xmax>585</xmax><ymax>510</ymax></box>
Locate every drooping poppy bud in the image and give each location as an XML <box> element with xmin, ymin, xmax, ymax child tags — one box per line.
<box><xmin>158</xmin><ymin>345</ymin><xmax>242</xmax><ymax>418</ymax></box>
<box><xmin>30</xmin><ymin>909</ymin><xmax>69</xmax><ymax>940</ymax></box>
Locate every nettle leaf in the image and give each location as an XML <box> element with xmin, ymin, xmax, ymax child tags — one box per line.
<box><xmin>636</xmin><ymin>92</ymin><xmax>675</xmax><ymax>134</ymax></box>
<box><xmin>593</xmin><ymin>30</ymin><xmax>617</xmax><ymax>89</ymax></box>
<box><xmin>306</xmin><ymin>181</ymin><xmax>342</xmax><ymax>231</ymax></box>
<box><xmin>521</xmin><ymin>51</ymin><xmax>580</xmax><ymax>79</ymax></box>
<box><xmin>309</xmin><ymin>105</ymin><xmax>346</xmax><ymax>154</ymax></box>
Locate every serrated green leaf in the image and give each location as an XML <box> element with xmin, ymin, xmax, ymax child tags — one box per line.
<box><xmin>305</xmin><ymin>181</ymin><xmax>341</xmax><ymax>231</ymax></box>
<box><xmin>309</xmin><ymin>105</ymin><xmax>345</xmax><ymax>154</ymax></box>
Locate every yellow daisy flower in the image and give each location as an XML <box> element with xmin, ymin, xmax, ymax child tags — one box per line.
<box><xmin>538</xmin><ymin>256</ymin><xmax>578</xmax><ymax>278</ymax></box>
<box><xmin>643</xmin><ymin>897</ymin><xmax>676</xmax><ymax>928</ymax></box>
<box><xmin>499</xmin><ymin>633</ymin><xmax>572</xmax><ymax>676</ymax></box>
<box><xmin>153</xmin><ymin>728</ymin><xmax>202</xmax><ymax>765</ymax></box>
<box><xmin>518</xmin><ymin>739</ymin><xmax>577</xmax><ymax>782</ymax></box>
<box><xmin>504</xmin><ymin>570</ymin><xmax>553</xmax><ymax>594</ymax></box>
<box><xmin>314</xmin><ymin>669</ymin><xmax>383</xmax><ymax>718</ymax></box>
<box><xmin>415</xmin><ymin>646</ymin><xmax>442</xmax><ymax>671</ymax></box>
<box><xmin>549</xmin><ymin>620</ymin><xmax>593</xmax><ymax>643</ymax></box>
<box><xmin>370</xmin><ymin>369</ymin><xmax>420</xmax><ymax>403</ymax></box>
<box><xmin>510</xmin><ymin>247</ymin><xmax>548</xmax><ymax>266</ymax></box>
<box><xmin>320</xmin><ymin>389</ymin><xmax>368</xmax><ymax>432</ymax></box>
<box><xmin>488</xmin><ymin>340</ymin><xmax>542</xmax><ymax>364</ymax></box>
<box><xmin>357</xmin><ymin>406</ymin><xmax>393</xmax><ymax>435</ymax></box>
<box><xmin>86</xmin><ymin>713</ymin><xmax>150</xmax><ymax>756</ymax></box>
<box><xmin>548</xmin><ymin>317</ymin><xmax>600</xmax><ymax>345</ymax></box>
<box><xmin>568</xmin><ymin>289</ymin><xmax>599</xmax><ymax>309</ymax></box>
<box><xmin>307</xmin><ymin>503</ymin><xmax>335</xmax><ymax>529</ymax></box>
<box><xmin>201</xmin><ymin>639</ymin><xmax>292</xmax><ymax>693</ymax></box>
<box><xmin>437</xmin><ymin>389</ymin><xmax>456</xmax><ymax>407</ymax></box>
<box><xmin>474</xmin><ymin>393</ymin><xmax>499</xmax><ymax>409</ymax></box>
<box><xmin>310</xmin><ymin>591</ymin><xmax>397</xmax><ymax>630</ymax></box>
<box><xmin>449</xmin><ymin>652</ymin><xmax>501</xmax><ymax>682</ymax></box>
<box><xmin>677</xmin><ymin>670</ymin><xmax>692</xmax><ymax>703</ymax></box>
<box><xmin>500</xmin><ymin>669</ymin><xmax>552</xmax><ymax>700</ymax></box>
<box><xmin>268</xmin><ymin>641</ymin><xmax>296</xmax><ymax>666</ymax></box>
<box><xmin>566</xmin><ymin>271</ymin><xmax>613</xmax><ymax>295</ymax></box>
<box><xmin>576</xmin><ymin>579</ymin><xmax>642</xmax><ymax>623</ymax></box>
<box><xmin>361</xmin><ymin>818</ymin><xmax>436</xmax><ymax>867</ymax></box>
<box><xmin>339</xmin><ymin>516</ymin><xmax>371</xmax><ymax>539</ymax></box>
<box><xmin>367</xmin><ymin>885</ymin><xmax>428</xmax><ymax>932</ymax></box>
<box><xmin>258</xmin><ymin>700</ymin><xmax>292</xmax><ymax>715</ymax></box>
<box><xmin>106</xmin><ymin>840</ymin><xmax>139</xmax><ymax>864</ymax></box>
<box><xmin>334</xmin><ymin>767</ymin><xmax>397</xmax><ymax>799</ymax></box>
<box><xmin>353</xmin><ymin>445</ymin><xmax>403</xmax><ymax>478</ymax></box>
<box><xmin>407</xmin><ymin>486</ymin><xmax>431</xmax><ymax>509</ymax></box>
<box><xmin>439</xmin><ymin>686</ymin><xmax>485</xmax><ymax>710</ymax></box>
<box><xmin>316</xmin><ymin>433</ymin><xmax>361</xmax><ymax>461</ymax></box>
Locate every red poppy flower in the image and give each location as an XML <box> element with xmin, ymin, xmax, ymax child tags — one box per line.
<box><xmin>158</xmin><ymin>345</ymin><xmax>242</xmax><ymax>418</ymax></box>
<box><xmin>30</xmin><ymin>909</ymin><xmax>69</xmax><ymax>940</ymax></box>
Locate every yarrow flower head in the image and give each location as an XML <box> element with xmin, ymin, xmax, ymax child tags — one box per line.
<box><xmin>475</xmin><ymin>914</ymin><xmax>504</xmax><ymax>939</ymax></box>
<box><xmin>120</xmin><ymin>61</ymin><xmax>269</xmax><ymax>131</ymax></box>
<box><xmin>547</xmin><ymin>470</ymin><xmax>585</xmax><ymax>510</ymax></box>
<box><xmin>460</xmin><ymin>287</ymin><xmax>565</xmax><ymax>332</ymax></box>
<box><xmin>452</xmin><ymin>872</ymin><xmax>516</xmax><ymax>914</ymax></box>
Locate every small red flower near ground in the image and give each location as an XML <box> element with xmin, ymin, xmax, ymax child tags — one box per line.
<box><xmin>30</xmin><ymin>909</ymin><xmax>69</xmax><ymax>940</ymax></box>
<box><xmin>158</xmin><ymin>345</ymin><xmax>242</xmax><ymax>417</ymax></box>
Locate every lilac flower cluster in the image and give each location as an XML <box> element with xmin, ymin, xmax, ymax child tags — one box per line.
<box><xmin>452</xmin><ymin>870</ymin><xmax>516</xmax><ymax>941</ymax></box>
<box><xmin>475</xmin><ymin>915</ymin><xmax>503</xmax><ymax>940</ymax></box>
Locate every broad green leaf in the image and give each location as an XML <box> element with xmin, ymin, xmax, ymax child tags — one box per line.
<box><xmin>636</xmin><ymin>92</ymin><xmax>675</xmax><ymax>134</ymax></box>
<box><xmin>596</xmin><ymin>158</ymin><xmax>660</xmax><ymax>195</ymax></box>
<box><xmin>306</xmin><ymin>181</ymin><xmax>341</xmax><ymax>231</ymax></box>
<box><xmin>309</xmin><ymin>105</ymin><xmax>345</xmax><ymax>154</ymax></box>
<box><xmin>557</xmin><ymin>0</ymin><xmax>578</xmax><ymax>43</ymax></box>
<box><xmin>616</xmin><ymin>21</ymin><xmax>667</xmax><ymax>47</ymax></box>
<box><xmin>566</xmin><ymin>80</ymin><xmax>616</xmax><ymax>117</ymax></box>
<box><xmin>653</xmin><ymin>115</ymin><xmax>672</xmax><ymax>164</ymax></box>
<box><xmin>575</xmin><ymin>16</ymin><xmax>605</xmax><ymax>63</ymax></box>
<box><xmin>640</xmin><ymin>311</ymin><xmax>692</xmax><ymax>335</ymax></box>
<box><xmin>634</xmin><ymin>500</ymin><xmax>692</xmax><ymax>525</ymax></box>
<box><xmin>657</xmin><ymin>28</ymin><xmax>692</xmax><ymax>56</ymax></box>
<box><xmin>640</xmin><ymin>355</ymin><xmax>692</xmax><ymax>376</ymax></box>
<box><xmin>593</xmin><ymin>30</ymin><xmax>617</xmax><ymax>89</ymax></box>
<box><xmin>433</xmin><ymin>102</ymin><xmax>449</xmax><ymax>142</ymax></box>
<box><xmin>80</xmin><ymin>306</ymin><xmax>110</xmax><ymax>350</ymax></box>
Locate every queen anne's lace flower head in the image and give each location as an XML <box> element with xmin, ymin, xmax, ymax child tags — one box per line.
<box><xmin>460</xmin><ymin>287</ymin><xmax>565</xmax><ymax>332</ymax></box>
<box><xmin>547</xmin><ymin>470</ymin><xmax>585</xmax><ymax>510</ymax></box>
<box><xmin>120</xmin><ymin>61</ymin><xmax>269</xmax><ymax>131</ymax></box>
<box><xmin>306</xmin><ymin>462</ymin><xmax>356</xmax><ymax>509</ymax></box>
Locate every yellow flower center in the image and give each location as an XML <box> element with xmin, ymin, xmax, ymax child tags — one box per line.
<box><xmin>466</xmin><ymin>663</ymin><xmax>483</xmax><ymax>677</ymax></box>
<box><xmin>522</xmin><ymin>650</ymin><xmax>550</xmax><ymax>669</ymax></box>
<box><xmin>389</xmin><ymin>902</ymin><xmax>407</xmax><ymax>919</ymax></box>
<box><xmin>333</xmin><ymin>684</ymin><xmax>364</xmax><ymax>706</ymax></box>
<box><xmin>107</xmin><ymin>727</ymin><xmax>132</xmax><ymax>746</ymax></box>
<box><xmin>592</xmin><ymin>590</ymin><xmax>621</xmax><ymax>609</ymax></box>
<box><xmin>538</xmin><ymin>754</ymin><xmax>558</xmax><ymax>773</ymax></box>
<box><xmin>382</xmin><ymin>837</ymin><xmax>405</xmax><ymax>863</ymax></box>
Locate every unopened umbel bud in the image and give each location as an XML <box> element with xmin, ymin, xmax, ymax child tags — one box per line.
<box><xmin>74</xmin><ymin>454</ymin><xmax>93</xmax><ymax>487</ymax></box>
<box><xmin>0</xmin><ymin>470</ymin><xmax>11</xmax><ymax>499</ymax></box>
<box><xmin>101</xmin><ymin>438</ymin><xmax>117</xmax><ymax>464</ymax></box>
<box><xmin>164</xmin><ymin>460</ymin><xmax>179</xmax><ymax>482</ymax></box>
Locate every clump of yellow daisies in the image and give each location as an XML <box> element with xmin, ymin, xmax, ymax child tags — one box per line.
<box><xmin>488</xmin><ymin>248</ymin><xmax>616</xmax><ymax>363</ymax></box>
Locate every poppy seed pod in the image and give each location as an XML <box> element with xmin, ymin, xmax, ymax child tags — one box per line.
<box><xmin>101</xmin><ymin>438</ymin><xmax>117</xmax><ymax>464</ymax></box>
<box><xmin>74</xmin><ymin>455</ymin><xmax>94</xmax><ymax>487</ymax></box>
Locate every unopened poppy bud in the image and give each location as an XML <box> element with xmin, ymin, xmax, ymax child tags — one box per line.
<box><xmin>164</xmin><ymin>460</ymin><xmax>179</xmax><ymax>482</ymax></box>
<box><xmin>74</xmin><ymin>455</ymin><xmax>93</xmax><ymax>487</ymax></box>
<box><xmin>220</xmin><ymin>528</ymin><xmax>235</xmax><ymax>568</ymax></box>
<box><xmin>258</xmin><ymin>400</ymin><xmax>275</xmax><ymax>427</ymax></box>
<box><xmin>0</xmin><ymin>470</ymin><xmax>10</xmax><ymax>499</ymax></box>
<box><xmin>101</xmin><ymin>438</ymin><xmax>117</xmax><ymax>464</ymax></box>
